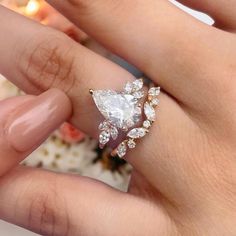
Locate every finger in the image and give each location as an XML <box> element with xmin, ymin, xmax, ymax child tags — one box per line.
<box><xmin>0</xmin><ymin>89</ymin><xmax>71</xmax><ymax>176</ymax></box>
<box><xmin>127</xmin><ymin>90</ymin><xmax>236</xmax><ymax>215</ymax></box>
<box><xmin>37</xmin><ymin>2</ymin><xmax>87</xmax><ymax>42</ymax></box>
<box><xmin>177</xmin><ymin>0</ymin><xmax>236</xmax><ymax>31</ymax></box>
<box><xmin>40</xmin><ymin>0</ymin><xmax>236</xmax><ymax>215</ymax></box>
<box><xmin>0</xmin><ymin>4</ymin><xmax>228</xmax><ymax>210</ymax></box>
<box><xmin>125</xmin><ymin>92</ymin><xmax>207</xmax><ymax>206</ymax></box>
<box><xmin>0</xmin><ymin>166</ymin><xmax>174</xmax><ymax>236</ymax></box>
<box><xmin>45</xmin><ymin>0</ymin><xmax>225</xmax><ymax>106</ymax></box>
<box><xmin>0</xmin><ymin>6</ymin><xmax>136</xmax><ymax>136</ymax></box>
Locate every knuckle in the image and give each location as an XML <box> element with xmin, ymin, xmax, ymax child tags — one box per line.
<box><xmin>18</xmin><ymin>30</ymin><xmax>76</xmax><ymax>94</ymax></box>
<box><xmin>23</xmin><ymin>175</ymin><xmax>70</xmax><ymax>236</ymax></box>
<box><xmin>67</xmin><ymin>0</ymin><xmax>128</xmax><ymax>16</ymax></box>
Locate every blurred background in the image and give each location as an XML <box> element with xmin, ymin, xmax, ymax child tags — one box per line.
<box><xmin>0</xmin><ymin>0</ymin><xmax>213</xmax><ymax>235</ymax></box>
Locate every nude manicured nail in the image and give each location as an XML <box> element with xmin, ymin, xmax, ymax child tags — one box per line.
<box><xmin>7</xmin><ymin>89</ymin><xmax>72</xmax><ymax>152</ymax></box>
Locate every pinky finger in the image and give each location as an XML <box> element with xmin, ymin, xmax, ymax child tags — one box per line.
<box><xmin>0</xmin><ymin>88</ymin><xmax>71</xmax><ymax>176</ymax></box>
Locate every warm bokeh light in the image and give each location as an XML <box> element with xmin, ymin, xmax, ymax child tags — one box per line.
<box><xmin>24</xmin><ymin>0</ymin><xmax>40</xmax><ymax>16</ymax></box>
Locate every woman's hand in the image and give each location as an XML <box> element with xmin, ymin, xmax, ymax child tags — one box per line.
<box><xmin>0</xmin><ymin>1</ymin><xmax>236</xmax><ymax>235</ymax></box>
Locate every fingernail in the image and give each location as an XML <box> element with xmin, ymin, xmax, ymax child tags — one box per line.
<box><xmin>7</xmin><ymin>89</ymin><xmax>72</xmax><ymax>152</ymax></box>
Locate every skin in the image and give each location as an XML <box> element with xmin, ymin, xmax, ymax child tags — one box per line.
<box><xmin>0</xmin><ymin>0</ymin><xmax>236</xmax><ymax>235</ymax></box>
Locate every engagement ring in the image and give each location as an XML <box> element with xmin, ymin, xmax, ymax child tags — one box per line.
<box><xmin>90</xmin><ymin>79</ymin><xmax>160</xmax><ymax>158</ymax></box>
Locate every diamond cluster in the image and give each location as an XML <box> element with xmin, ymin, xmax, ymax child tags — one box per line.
<box><xmin>90</xmin><ymin>78</ymin><xmax>160</xmax><ymax>158</ymax></box>
<box><xmin>91</xmin><ymin>79</ymin><xmax>144</xmax><ymax>148</ymax></box>
<box><xmin>114</xmin><ymin>86</ymin><xmax>160</xmax><ymax>158</ymax></box>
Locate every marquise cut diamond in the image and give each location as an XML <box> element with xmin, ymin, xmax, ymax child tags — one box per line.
<box><xmin>110</xmin><ymin>126</ymin><xmax>118</xmax><ymax>140</ymax></box>
<box><xmin>117</xmin><ymin>142</ymin><xmax>127</xmax><ymax>158</ymax></box>
<box><xmin>133</xmin><ymin>79</ymin><xmax>143</xmax><ymax>91</ymax></box>
<box><xmin>144</xmin><ymin>102</ymin><xmax>156</xmax><ymax>121</ymax></box>
<box><xmin>127</xmin><ymin>128</ymin><xmax>148</xmax><ymax>139</ymax></box>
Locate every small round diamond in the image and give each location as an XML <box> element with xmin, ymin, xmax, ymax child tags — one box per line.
<box><xmin>99</xmin><ymin>121</ymin><xmax>110</xmax><ymax>130</ymax></box>
<box><xmin>143</xmin><ymin>120</ymin><xmax>151</xmax><ymax>128</ymax></box>
<box><xmin>148</xmin><ymin>87</ymin><xmax>160</xmax><ymax>96</ymax></box>
<box><xmin>127</xmin><ymin>139</ymin><xmax>136</xmax><ymax>149</ymax></box>
<box><xmin>133</xmin><ymin>91</ymin><xmax>144</xmax><ymax>99</ymax></box>
<box><xmin>151</xmin><ymin>98</ymin><xmax>159</xmax><ymax>106</ymax></box>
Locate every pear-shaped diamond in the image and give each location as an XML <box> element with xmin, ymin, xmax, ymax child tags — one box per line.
<box><xmin>92</xmin><ymin>90</ymin><xmax>142</xmax><ymax>129</ymax></box>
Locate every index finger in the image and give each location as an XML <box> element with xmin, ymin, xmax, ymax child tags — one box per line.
<box><xmin>0</xmin><ymin>6</ymin><xmax>136</xmax><ymax>136</ymax></box>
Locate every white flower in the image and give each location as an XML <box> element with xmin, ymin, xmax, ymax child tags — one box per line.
<box><xmin>1</xmin><ymin>74</ymin><xmax>131</xmax><ymax>191</ymax></box>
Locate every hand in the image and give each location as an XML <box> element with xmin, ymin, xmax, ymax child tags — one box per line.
<box><xmin>0</xmin><ymin>1</ymin><xmax>236</xmax><ymax>235</ymax></box>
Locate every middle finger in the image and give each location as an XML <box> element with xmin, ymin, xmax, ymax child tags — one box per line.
<box><xmin>46</xmin><ymin>0</ymin><xmax>230</xmax><ymax>109</ymax></box>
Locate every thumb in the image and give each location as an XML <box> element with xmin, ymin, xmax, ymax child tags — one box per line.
<box><xmin>0</xmin><ymin>88</ymin><xmax>72</xmax><ymax>176</ymax></box>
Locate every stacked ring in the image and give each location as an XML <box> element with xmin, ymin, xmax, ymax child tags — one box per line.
<box><xmin>90</xmin><ymin>78</ymin><xmax>160</xmax><ymax>158</ymax></box>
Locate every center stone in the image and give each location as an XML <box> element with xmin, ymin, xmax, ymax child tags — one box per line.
<box><xmin>92</xmin><ymin>90</ymin><xmax>141</xmax><ymax>129</ymax></box>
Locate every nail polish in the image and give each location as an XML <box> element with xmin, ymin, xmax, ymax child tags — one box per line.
<box><xmin>7</xmin><ymin>89</ymin><xmax>72</xmax><ymax>152</ymax></box>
